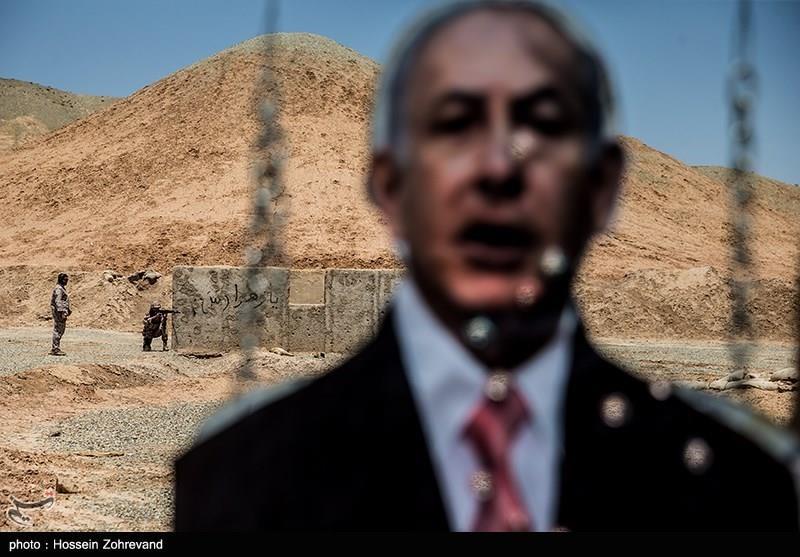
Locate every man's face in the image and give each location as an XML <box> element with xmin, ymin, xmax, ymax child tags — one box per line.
<box><xmin>373</xmin><ymin>11</ymin><xmax>620</xmax><ymax>315</ymax></box>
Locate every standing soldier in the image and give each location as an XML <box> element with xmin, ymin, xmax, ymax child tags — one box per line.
<box><xmin>49</xmin><ymin>273</ymin><xmax>71</xmax><ymax>356</ymax></box>
<box><xmin>142</xmin><ymin>303</ymin><xmax>169</xmax><ymax>352</ymax></box>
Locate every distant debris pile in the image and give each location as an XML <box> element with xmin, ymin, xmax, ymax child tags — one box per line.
<box><xmin>103</xmin><ymin>270</ymin><xmax>123</xmax><ymax>283</ymax></box>
<box><xmin>127</xmin><ymin>270</ymin><xmax>162</xmax><ymax>285</ymax></box>
<box><xmin>770</xmin><ymin>368</ymin><xmax>798</xmax><ymax>382</ymax></box>
<box><xmin>676</xmin><ymin>368</ymin><xmax>797</xmax><ymax>393</ymax></box>
<box><xmin>102</xmin><ymin>269</ymin><xmax>163</xmax><ymax>289</ymax></box>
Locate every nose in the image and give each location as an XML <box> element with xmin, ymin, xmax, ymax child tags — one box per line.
<box><xmin>476</xmin><ymin>114</ymin><xmax>523</xmax><ymax>200</ymax></box>
<box><xmin>476</xmin><ymin>169</ymin><xmax>523</xmax><ymax>200</ymax></box>
<box><xmin>482</xmin><ymin>114</ymin><xmax>514</xmax><ymax>181</ymax></box>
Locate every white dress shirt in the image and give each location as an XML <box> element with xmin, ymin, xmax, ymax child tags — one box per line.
<box><xmin>393</xmin><ymin>279</ymin><xmax>577</xmax><ymax>531</ymax></box>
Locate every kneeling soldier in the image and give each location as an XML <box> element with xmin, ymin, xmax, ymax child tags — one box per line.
<box><xmin>142</xmin><ymin>303</ymin><xmax>169</xmax><ymax>352</ymax></box>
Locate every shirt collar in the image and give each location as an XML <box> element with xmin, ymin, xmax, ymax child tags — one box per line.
<box><xmin>394</xmin><ymin>280</ymin><xmax>486</xmax><ymax>449</ymax></box>
<box><xmin>514</xmin><ymin>305</ymin><xmax>576</xmax><ymax>444</ymax></box>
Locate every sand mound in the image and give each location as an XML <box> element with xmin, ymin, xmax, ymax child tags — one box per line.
<box><xmin>0</xmin><ymin>34</ymin><xmax>386</xmax><ymax>272</ymax></box>
<box><xmin>0</xmin><ymin>78</ymin><xmax>118</xmax><ymax>151</ymax></box>
<box><xmin>0</xmin><ymin>33</ymin><xmax>797</xmax><ymax>340</ymax></box>
<box><xmin>576</xmin><ymin>266</ymin><xmax>798</xmax><ymax>340</ymax></box>
<box><xmin>580</xmin><ymin>137</ymin><xmax>800</xmax><ymax>282</ymax></box>
<box><xmin>0</xmin><ymin>363</ymin><xmax>158</xmax><ymax>400</ymax></box>
<box><xmin>0</xmin><ymin>266</ymin><xmax>171</xmax><ymax>332</ymax></box>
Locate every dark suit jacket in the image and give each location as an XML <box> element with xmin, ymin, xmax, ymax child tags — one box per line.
<box><xmin>175</xmin><ymin>314</ymin><xmax>800</xmax><ymax>531</ymax></box>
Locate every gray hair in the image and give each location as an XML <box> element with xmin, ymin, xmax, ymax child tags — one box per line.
<box><xmin>371</xmin><ymin>0</ymin><xmax>618</xmax><ymax>156</ymax></box>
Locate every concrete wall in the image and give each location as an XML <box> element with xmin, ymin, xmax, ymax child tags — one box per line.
<box><xmin>288</xmin><ymin>269</ymin><xmax>325</xmax><ymax>304</ymax></box>
<box><xmin>172</xmin><ymin>266</ymin><xmax>289</xmax><ymax>352</ymax></box>
<box><xmin>172</xmin><ymin>266</ymin><xmax>404</xmax><ymax>353</ymax></box>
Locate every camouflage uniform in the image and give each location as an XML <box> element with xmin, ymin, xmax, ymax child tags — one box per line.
<box><xmin>50</xmin><ymin>283</ymin><xmax>70</xmax><ymax>354</ymax></box>
<box><xmin>142</xmin><ymin>304</ymin><xmax>168</xmax><ymax>351</ymax></box>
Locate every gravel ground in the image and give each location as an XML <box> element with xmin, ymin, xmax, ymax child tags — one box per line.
<box><xmin>0</xmin><ymin>327</ymin><xmax>188</xmax><ymax>377</ymax></box>
<box><xmin>73</xmin><ymin>486</ymin><xmax>175</xmax><ymax>529</ymax></box>
<box><xmin>48</xmin><ymin>401</ymin><xmax>224</xmax><ymax>464</ymax></box>
<box><xmin>0</xmin><ymin>327</ymin><xmax>796</xmax><ymax>531</ymax></box>
<box><xmin>2</xmin><ymin>327</ymin><xmax>794</xmax><ymax>381</ymax></box>
<box><xmin>42</xmin><ymin>401</ymin><xmax>224</xmax><ymax>530</ymax></box>
<box><xmin>0</xmin><ymin>327</ymin><xmax>339</xmax><ymax>531</ymax></box>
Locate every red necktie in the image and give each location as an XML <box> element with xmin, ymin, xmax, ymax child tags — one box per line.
<box><xmin>464</xmin><ymin>382</ymin><xmax>532</xmax><ymax>532</ymax></box>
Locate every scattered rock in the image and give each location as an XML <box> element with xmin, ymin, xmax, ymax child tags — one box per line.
<box><xmin>739</xmin><ymin>379</ymin><xmax>780</xmax><ymax>391</ymax></box>
<box><xmin>725</xmin><ymin>370</ymin><xmax>754</xmax><ymax>382</ymax></box>
<box><xmin>711</xmin><ymin>378</ymin><xmax>782</xmax><ymax>392</ymax></box>
<box><xmin>312</xmin><ymin>352</ymin><xmax>326</xmax><ymax>359</ymax></box>
<box><xmin>709</xmin><ymin>378</ymin><xmax>729</xmax><ymax>390</ymax></box>
<box><xmin>128</xmin><ymin>269</ymin><xmax>161</xmax><ymax>288</ymax></box>
<box><xmin>180</xmin><ymin>351</ymin><xmax>223</xmax><ymax>359</ymax></box>
<box><xmin>48</xmin><ymin>428</ymin><xmax>62</xmax><ymax>437</ymax></box>
<box><xmin>143</xmin><ymin>271</ymin><xmax>161</xmax><ymax>285</ymax></box>
<box><xmin>56</xmin><ymin>477</ymin><xmax>79</xmax><ymax>494</ymax></box>
<box><xmin>75</xmin><ymin>451</ymin><xmax>125</xmax><ymax>458</ymax></box>
<box><xmin>269</xmin><ymin>347</ymin><xmax>294</xmax><ymax>357</ymax></box>
<box><xmin>770</xmin><ymin>368</ymin><xmax>798</xmax><ymax>382</ymax></box>
<box><xmin>103</xmin><ymin>269</ymin><xmax>123</xmax><ymax>282</ymax></box>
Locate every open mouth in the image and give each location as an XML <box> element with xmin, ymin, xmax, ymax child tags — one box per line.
<box><xmin>457</xmin><ymin>222</ymin><xmax>536</xmax><ymax>271</ymax></box>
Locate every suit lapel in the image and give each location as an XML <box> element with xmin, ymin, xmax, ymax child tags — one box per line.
<box><xmin>351</xmin><ymin>313</ymin><xmax>451</xmax><ymax>530</ymax></box>
<box><xmin>555</xmin><ymin>319</ymin><xmax>663</xmax><ymax>530</ymax></box>
<box><xmin>556</xmin><ymin>319</ymin><xmax>608</xmax><ymax>529</ymax></box>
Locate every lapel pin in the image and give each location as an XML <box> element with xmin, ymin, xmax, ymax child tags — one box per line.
<box><xmin>464</xmin><ymin>316</ymin><xmax>495</xmax><ymax>350</ymax></box>
<box><xmin>539</xmin><ymin>246</ymin><xmax>568</xmax><ymax>278</ymax></box>
<box><xmin>470</xmin><ymin>470</ymin><xmax>494</xmax><ymax>501</ymax></box>
<box><xmin>683</xmin><ymin>438</ymin><xmax>713</xmax><ymax>474</ymax></box>
<box><xmin>649</xmin><ymin>381</ymin><xmax>672</xmax><ymax>401</ymax></box>
<box><xmin>601</xmin><ymin>393</ymin><xmax>630</xmax><ymax>428</ymax></box>
<box><xmin>485</xmin><ymin>370</ymin><xmax>510</xmax><ymax>402</ymax></box>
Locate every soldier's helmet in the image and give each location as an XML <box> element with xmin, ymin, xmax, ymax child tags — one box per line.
<box><xmin>149</xmin><ymin>302</ymin><xmax>161</xmax><ymax>315</ymax></box>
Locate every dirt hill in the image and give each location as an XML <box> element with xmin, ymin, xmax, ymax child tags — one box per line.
<box><xmin>0</xmin><ymin>78</ymin><xmax>118</xmax><ymax>151</ymax></box>
<box><xmin>0</xmin><ymin>266</ymin><xmax>171</xmax><ymax>332</ymax></box>
<box><xmin>0</xmin><ymin>33</ymin><xmax>797</xmax><ymax>340</ymax></box>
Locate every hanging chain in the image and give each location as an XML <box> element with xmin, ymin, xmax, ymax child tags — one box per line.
<box><xmin>235</xmin><ymin>0</ymin><xmax>286</xmax><ymax>397</ymax></box>
<box><xmin>794</xmin><ymin>262</ymin><xmax>800</xmax><ymax>434</ymax></box>
<box><xmin>726</xmin><ymin>0</ymin><xmax>757</xmax><ymax>382</ymax></box>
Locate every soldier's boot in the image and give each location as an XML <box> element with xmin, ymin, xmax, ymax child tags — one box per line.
<box><xmin>49</xmin><ymin>340</ymin><xmax>65</xmax><ymax>355</ymax></box>
<box><xmin>143</xmin><ymin>338</ymin><xmax>152</xmax><ymax>352</ymax></box>
<box><xmin>162</xmin><ymin>341</ymin><xmax>168</xmax><ymax>352</ymax></box>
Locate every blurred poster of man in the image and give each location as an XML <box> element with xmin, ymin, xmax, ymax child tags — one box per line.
<box><xmin>175</xmin><ymin>0</ymin><xmax>799</xmax><ymax>531</ymax></box>
<box><xmin>49</xmin><ymin>272</ymin><xmax>71</xmax><ymax>356</ymax></box>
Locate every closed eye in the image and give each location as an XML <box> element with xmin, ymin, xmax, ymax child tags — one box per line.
<box><xmin>430</xmin><ymin>113</ymin><xmax>481</xmax><ymax>134</ymax></box>
<box><xmin>427</xmin><ymin>92</ymin><xmax>484</xmax><ymax>136</ymax></box>
<box><xmin>512</xmin><ymin>88</ymin><xmax>578</xmax><ymax>137</ymax></box>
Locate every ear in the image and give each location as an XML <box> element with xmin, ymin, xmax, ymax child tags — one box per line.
<box><xmin>590</xmin><ymin>141</ymin><xmax>625</xmax><ymax>233</ymax></box>
<box><xmin>367</xmin><ymin>150</ymin><xmax>406</xmax><ymax>238</ymax></box>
